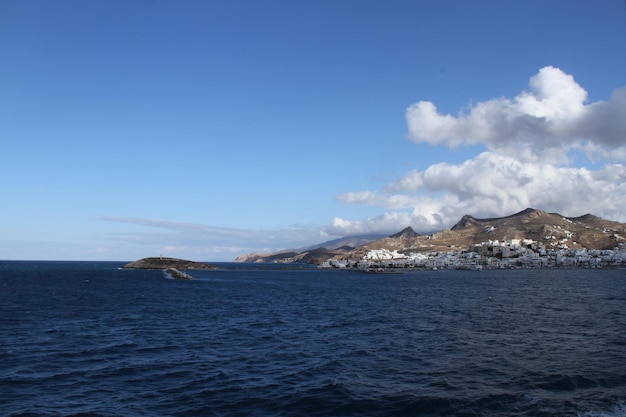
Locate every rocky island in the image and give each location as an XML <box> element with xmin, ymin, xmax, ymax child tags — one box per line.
<box><xmin>122</xmin><ymin>257</ymin><xmax>217</xmax><ymax>270</ymax></box>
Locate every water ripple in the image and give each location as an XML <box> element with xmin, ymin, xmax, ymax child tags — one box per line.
<box><xmin>1</xmin><ymin>262</ymin><xmax>625</xmax><ymax>417</ymax></box>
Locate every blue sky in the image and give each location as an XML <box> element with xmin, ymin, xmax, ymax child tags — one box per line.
<box><xmin>2</xmin><ymin>0</ymin><xmax>626</xmax><ymax>261</ymax></box>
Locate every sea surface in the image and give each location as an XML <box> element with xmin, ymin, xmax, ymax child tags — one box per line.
<box><xmin>1</xmin><ymin>261</ymin><xmax>625</xmax><ymax>417</ymax></box>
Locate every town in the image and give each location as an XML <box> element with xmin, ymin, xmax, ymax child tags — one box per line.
<box><xmin>321</xmin><ymin>238</ymin><xmax>626</xmax><ymax>271</ymax></box>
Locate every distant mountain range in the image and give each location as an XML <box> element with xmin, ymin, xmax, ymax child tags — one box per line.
<box><xmin>233</xmin><ymin>233</ymin><xmax>386</xmax><ymax>264</ymax></box>
<box><xmin>233</xmin><ymin>208</ymin><xmax>626</xmax><ymax>265</ymax></box>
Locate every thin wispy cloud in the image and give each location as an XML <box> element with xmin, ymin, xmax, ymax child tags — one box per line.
<box><xmin>98</xmin><ymin>215</ymin><xmax>329</xmax><ymax>258</ymax></box>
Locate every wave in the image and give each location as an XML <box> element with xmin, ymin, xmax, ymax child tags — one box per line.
<box><xmin>3</xmin><ymin>264</ymin><xmax>626</xmax><ymax>417</ymax></box>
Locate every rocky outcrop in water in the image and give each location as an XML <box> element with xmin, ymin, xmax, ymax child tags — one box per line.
<box><xmin>165</xmin><ymin>268</ymin><xmax>193</xmax><ymax>280</ymax></box>
<box><xmin>122</xmin><ymin>257</ymin><xmax>216</xmax><ymax>270</ymax></box>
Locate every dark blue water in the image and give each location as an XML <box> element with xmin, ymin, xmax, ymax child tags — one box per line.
<box><xmin>1</xmin><ymin>261</ymin><xmax>625</xmax><ymax>417</ymax></box>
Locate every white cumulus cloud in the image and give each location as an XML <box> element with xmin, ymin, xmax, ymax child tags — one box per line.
<box><xmin>406</xmin><ymin>66</ymin><xmax>626</xmax><ymax>163</ymax></box>
<box><xmin>333</xmin><ymin>67</ymin><xmax>626</xmax><ymax>236</ymax></box>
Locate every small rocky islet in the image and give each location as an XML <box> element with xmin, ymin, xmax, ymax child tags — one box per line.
<box><xmin>121</xmin><ymin>257</ymin><xmax>216</xmax><ymax>270</ymax></box>
<box><xmin>121</xmin><ymin>257</ymin><xmax>217</xmax><ymax>279</ymax></box>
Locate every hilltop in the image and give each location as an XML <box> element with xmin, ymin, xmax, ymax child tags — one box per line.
<box><xmin>234</xmin><ymin>208</ymin><xmax>626</xmax><ymax>265</ymax></box>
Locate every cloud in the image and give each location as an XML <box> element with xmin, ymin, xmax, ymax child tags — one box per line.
<box><xmin>330</xmin><ymin>211</ymin><xmax>424</xmax><ymax>236</ymax></box>
<box><xmin>98</xmin><ymin>216</ymin><xmax>330</xmax><ymax>259</ymax></box>
<box><xmin>334</xmin><ymin>67</ymin><xmax>626</xmax><ymax>235</ymax></box>
<box><xmin>329</xmin><ymin>197</ymin><xmax>455</xmax><ymax>235</ymax></box>
<box><xmin>334</xmin><ymin>156</ymin><xmax>626</xmax><ymax>234</ymax></box>
<box><xmin>406</xmin><ymin>66</ymin><xmax>626</xmax><ymax>163</ymax></box>
<box><xmin>579</xmin><ymin>87</ymin><xmax>626</xmax><ymax>149</ymax></box>
<box><xmin>337</xmin><ymin>190</ymin><xmax>380</xmax><ymax>205</ymax></box>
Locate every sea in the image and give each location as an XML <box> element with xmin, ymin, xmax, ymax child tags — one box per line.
<box><xmin>1</xmin><ymin>261</ymin><xmax>625</xmax><ymax>417</ymax></box>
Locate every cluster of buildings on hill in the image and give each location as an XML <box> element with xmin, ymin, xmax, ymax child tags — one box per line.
<box><xmin>320</xmin><ymin>238</ymin><xmax>626</xmax><ymax>271</ymax></box>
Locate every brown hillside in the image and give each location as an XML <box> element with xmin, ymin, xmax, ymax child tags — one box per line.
<box><xmin>233</xmin><ymin>208</ymin><xmax>626</xmax><ymax>265</ymax></box>
<box><xmin>355</xmin><ymin>208</ymin><xmax>625</xmax><ymax>256</ymax></box>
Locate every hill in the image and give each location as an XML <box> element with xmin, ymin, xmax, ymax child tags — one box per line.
<box><xmin>339</xmin><ymin>208</ymin><xmax>625</xmax><ymax>262</ymax></box>
<box><xmin>235</xmin><ymin>208</ymin><xmax>626</xmax><ymax>265</ymax></box>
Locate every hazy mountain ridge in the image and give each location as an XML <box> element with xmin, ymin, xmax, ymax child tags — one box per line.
<box><xmin>233</xmin><ymin>234</ymin><xmax>386</xmax><ymax>264</ymax></box>
<box><xmin>297</xmin><ymin>234</ymin><xmax>387</xmax><ymax>251</ymax></box>
<box><xmin>234</xmin><ymin>208</ymin><xmax>626</xmax><ymax>264</ymax></box>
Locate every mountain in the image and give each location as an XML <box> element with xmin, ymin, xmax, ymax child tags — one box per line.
<box><xmin>390</xmin><ymin>226</ymin><xmax>419</xmax><ymax>239</ymax></box>
<box><xmin>234</xmin><ymin>208</ymin><xmax>626</xmax><ymax>265</ymax></box>
<box><xmin>233</xmin><ymin>234</ymin><xmax>385</xmax><ymax>264</ymax></box>
<box><xmin>340</xmin><ymin>208</ymin><xmax>625</xmax><ymax>262</ymax></box>
<box><xmin>447</xmin><ymin>208</ymin><xmax>625</xmax><ymax>251</ymax></box>
<box><xmin>298</xmin><ymin>234</ymin><xmax>387</xmax><ymax>251</ymax></box>
<box><xmin>234</xmin><ymin>247</ymin><xmax>352</xmax><ymax>265</ymax></box>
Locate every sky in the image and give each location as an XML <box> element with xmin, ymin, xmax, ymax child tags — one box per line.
<box><xmin>2</xmin><ymin>0</ymin><xmax>626</xmax><ymax>261</ymax></box>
